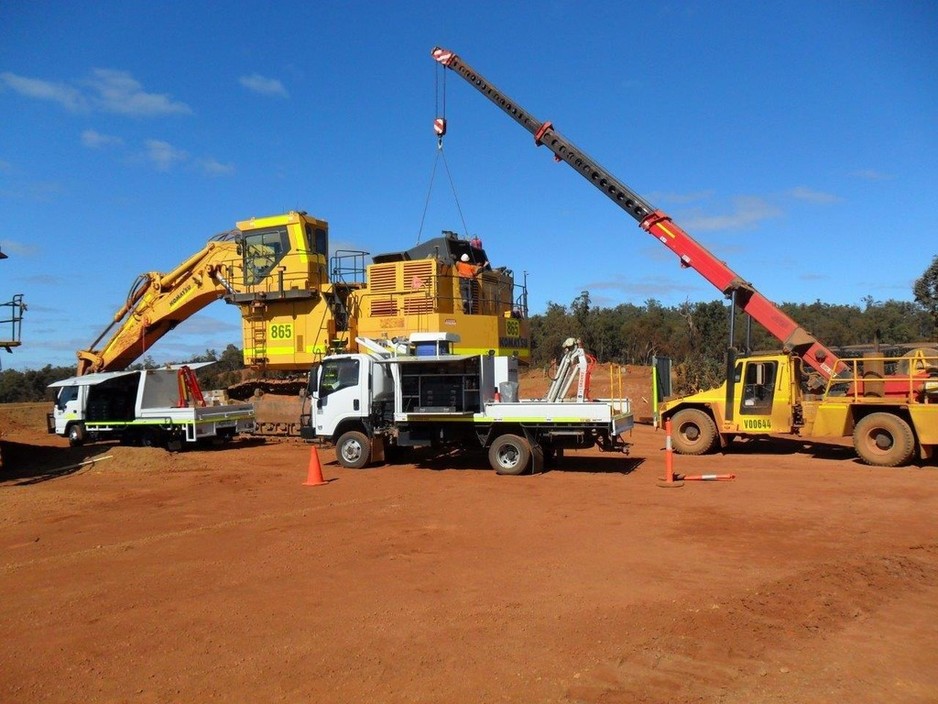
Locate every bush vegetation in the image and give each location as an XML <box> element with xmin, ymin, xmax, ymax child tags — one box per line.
<box><xmin>3</xmin><ymin>295</ymin><xmax>933</xmax><ymax>404</ymax></box>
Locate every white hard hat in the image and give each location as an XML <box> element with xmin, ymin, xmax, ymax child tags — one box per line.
<box><xmin>562</xmin><ymin>337</ymin><xmax>576</xmax><ymax>349</ymax></box>
<box><xmin>460</xmin><ymin>253</ymin><xmax>469</xmax><ymax>262</ymax></box>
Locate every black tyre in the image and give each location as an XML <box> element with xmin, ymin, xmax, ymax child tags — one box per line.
<box><xmin>670</xmin><ymin>409</ymin><xmax>718</xmax><ymax>455</ymax></box>
<box><xmin>488</xmin><ymin>434</ymin><xmax>531</xmax><ymax>475</ymax></box>
<box><xmin>853</xmin><ymin>413</ymin><xmax>915</xmax><ymax>467</ymax></box>
<box><xmin>67</xmin><ymin>423</ymin><xmax>85</xmax><ymax>447</ymax></box>
<box><xmin>142</xmin><ymin>429</ymin><xmax>161</xmax><ymax>447</ymax></box>
<box><xmin>336</xmin><ymin>430</ymin><xmax>372</xmax><ymax>469</ymax></box>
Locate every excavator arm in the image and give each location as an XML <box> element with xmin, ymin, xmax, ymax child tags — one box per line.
<box><xmin>77</xmin><ymin>234</ymin><xmax>242</xmax><ymax>375</ymax></box>
<box><xmin>432</xmin><ymin>47</ymin><xmax>844</xmax><ymax>381</ymax></box>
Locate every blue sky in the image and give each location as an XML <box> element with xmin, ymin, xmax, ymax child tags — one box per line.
<box><xmin>2</xmin><ymin>1</ymin><xmax>936</xmax><ymax>371</ymax></box>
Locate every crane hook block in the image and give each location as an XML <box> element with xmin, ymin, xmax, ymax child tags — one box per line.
<box><xmin>433</xmin><ymin>117</ymin><xmax>447</xmax><ymax>137</ymax></box>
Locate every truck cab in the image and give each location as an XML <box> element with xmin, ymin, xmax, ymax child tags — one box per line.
<box><xmin>657</xmin><ymin>353</ymin><xmax>801</xmax><ymax>454</ymax></box>
<box><xmin>306</xmin><ymin>353</ymin><xmax>395</xmax><ymax>441</ymax></box>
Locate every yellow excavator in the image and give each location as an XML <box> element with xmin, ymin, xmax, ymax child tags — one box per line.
<box><xmin>77</xmin><ymin>211</ymin><xmax>530</xmax><ymax>434</ymax></box>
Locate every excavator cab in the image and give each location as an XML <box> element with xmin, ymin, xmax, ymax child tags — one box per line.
<box><xmin>236</xmin><ymin>211</ymin><xmax>329</xmax><ymax>290</ymax></box>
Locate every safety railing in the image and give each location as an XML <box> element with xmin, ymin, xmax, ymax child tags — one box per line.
<box><xmin>0</xmin><ymin>293</ymin><xmax>25</xmax><ymax>350</ymax></box>
<box><xmin>823</xmin><ymin>351</ymin><xmax>938</xmax><ymax>403</ymax></box>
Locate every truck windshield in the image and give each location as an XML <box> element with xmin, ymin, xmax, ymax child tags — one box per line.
<box><xmin>56</xmin><ymin>385</ymin><xmax>78</xmax><ymax>410</ymax></box>
<box><xmin>242</xmin><ymin>227</ymin><xmax>290</xmax><ymax>285</ymax></box>
<box><xmin>319</xmin><ymin>358</ymin><xmax>359</xmax><ymax>397</ymax></box>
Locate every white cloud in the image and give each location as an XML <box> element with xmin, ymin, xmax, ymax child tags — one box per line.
<box><xmin>680</xmin><ymin>196</ymin><xmax>781</xmax><ymax>232</ymax></box>
<box><xmin>198</xmin><ymin>157</ymin><xmax>236</xmax><ymax>176</ymax></box>
<box><xmin>647</xmin><ymin>189</ymin><xmax>715</xmax><ymax>205</ymax></box>
<box><xmin>789</xmin><ymin>186</ymin><xmax>841</xmax><ymax>204</ymax></box>
<box><xmin>583</xmin><ymin>274</ymin><xmax>705</xmax><ymax>297</ymax></box>
<box><xmin>0</xmin><ymin>69</ymin><xmax>190</xmax><ymax>116</ymax></box>
<box><xmin>86</xmin><ymin>69</ymin><xmax>191</xmax><ymax>116</ymax></box>
<box><xmin>81</xmin><ymin>129</ymin><xmax>123</xmax><ymax>148</ymax></box>
<box><xmin>144</xmin><ymin>139</ymin><xmax>188</xmax><ymax>171</ymax></box>
<box><xmin>0</xmin><ymin>179</ymin><xmax>63</xmax><ymax>202</ymax></box>
<box><xmin>1</xmin><ymin>71</ymin><xmax>88</xmax><ymax>111</ymax></box>
<box><xmin>850</xmin><ymin>168</ymin><xmax>894</xmax><ymax>181</ymax></box>
<box><xmin>239</xmin><ymin>73</ymin><xmax>288</xmax><ymax>97</ymax></box>
<box><xmin>0</xmin><ymin>239</ymin><xmax>39</xmax><ymax>256</ymax></box>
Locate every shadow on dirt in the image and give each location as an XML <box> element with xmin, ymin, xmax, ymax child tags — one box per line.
<box><xmin>550</xmin><ymin>455</ymin><xmax>645</xmax><ymax>475</ymax></box>
<box><xmin>0</xmin><ymin>440</ymin><xmax>118</xmax><ymax>486</ymax></box>
<box><xmin>726</xmin><ymin>436</ymin><xmax>856</xmax><ymax>460</ymax></box>
<box><xmin>410</xmin><ymin>448</ymin><xmax>644</xmax><ymax>475</ymax></box>
<box><xmin>717</xmin><ymin>436</ymin><xmax>936</xmax><ymax>468</ymax></box>
<box><xmin>1</xmin><ymin>436</ymin><xmax>265</xmax><ymax>486</ymax></box>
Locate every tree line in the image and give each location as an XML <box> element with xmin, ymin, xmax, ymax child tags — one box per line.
<box><xmin>530</xmin><ymin>294</ymin><xmax>934</xmax><ymax>393</ymax></box>
<box><xmin>4</xmin><ymin>254</ymin><xmax>937</xmax><ymax>403</ymax></box>
<box><xmin>0</xmin><ymin>346</ymin><xmax>246</xmax><ymax>404</ymax></box>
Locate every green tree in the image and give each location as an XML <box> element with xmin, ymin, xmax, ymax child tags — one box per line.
<box><xmin>529</xmin><ymin>301</ymin><xmax>573</xmax><ymax>367</ymax></box>
<box><xmin>914</xmin><ymin>254</ymin><xmax>938</xmax><ymax>335</ymax></box>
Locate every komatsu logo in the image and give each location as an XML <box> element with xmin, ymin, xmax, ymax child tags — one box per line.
<box><xmin>499</xmin><ymin>336</ymin><xmax>528</xmax><ymax>349</ymax></box>
<box><xmin>169</xmin><ymin>284</ymin><xmax>193</xmax><ymax>309</ymax></box>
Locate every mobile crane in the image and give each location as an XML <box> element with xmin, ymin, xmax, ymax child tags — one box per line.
<box><xmin>432</xmin><ymin>47</ymin><xmax>938</xmax><ymax>466</ymax></box>
<box><xmin>78</xmin><ymin>210</ymin><xmax>530</xmax><ymax>435</ymax></box>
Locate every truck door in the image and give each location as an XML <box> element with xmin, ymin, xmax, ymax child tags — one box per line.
<box><xmin>737</xmin><ymin>359</ymin><xmax>778</xmax><ymax>433</ymax></box>
<box><xmin>52</xmin><ymin>384</ymin><xmax>83</xmax><ymax>433</ymax></box>
<box><xmin>313</xmin><ymin>357</ymin><xmax>364</xmax><ymax>436</ymax></box>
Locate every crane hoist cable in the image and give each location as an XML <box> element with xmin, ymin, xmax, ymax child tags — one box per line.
<box><xmin>416</xmin><ymin>63</ymin><xmax>470</xmax><ymax>244</ymax></box>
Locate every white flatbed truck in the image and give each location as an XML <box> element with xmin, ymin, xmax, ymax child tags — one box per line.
<box><xmin>299</xmin><ymin>336</ymin><xmax>633</xmax><ymax>474</ymax></box>
<box><xmin>47</xmin><ymin>364</ymin><xmax>255</xmax><ymax>450</ymax></box>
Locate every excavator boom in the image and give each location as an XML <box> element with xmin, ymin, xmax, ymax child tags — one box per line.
<box><xmin>77</xmin><ymin>237</ymin><xmax>242</xmax><ymax>375</ymax></box>
<box><xmin>432</xmin><ymin>47</ymin><xmax>844</xmax><ymax>380</ymax></box>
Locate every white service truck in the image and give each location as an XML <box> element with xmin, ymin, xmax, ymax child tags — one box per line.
<box><xmin>47</xmin><ymin>364</ymin><xmax>255</xmax><ymax>450</ymax></box>
<box><xmin>299</xmin><ymin>335</ymin><xmax>633</xmax><ymax>474</ymax></box>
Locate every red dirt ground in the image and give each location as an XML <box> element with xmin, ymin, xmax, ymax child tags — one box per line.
<box><xmin>2</xmin><ymin>373</ymin><xmax>937</xmax><ymax>703</ymax></box>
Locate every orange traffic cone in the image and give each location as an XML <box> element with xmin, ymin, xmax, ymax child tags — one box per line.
<box><xmin>657</xmin><ymin>418</ymin><xmax>683</xmax><ymax>488</ymax></box>
<box><xmin>303</xmin><ymin>445</ymin><xmax>327</xmax><ymax>487</ymax></box>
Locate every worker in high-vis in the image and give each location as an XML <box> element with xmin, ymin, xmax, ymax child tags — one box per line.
<box><xmin>456</xmin><ymin>253</ymin><xmax>486</xmax><ymax>314</ymax></box>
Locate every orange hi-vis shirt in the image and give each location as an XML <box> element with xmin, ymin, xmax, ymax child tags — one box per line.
<box><xmin>456</xmin><ymin>261</ymin><xmax>481</xmax><ymax>278</ymax></box>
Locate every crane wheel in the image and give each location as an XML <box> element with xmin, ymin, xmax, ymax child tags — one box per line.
<box><xmin>670</xmin><ymin>409</ymin><xmax>718</xmax><ymax>455</ymax></box>
<box><xmin>853</xmin><ymin>412</ymin><xmax>915</xmax><ymax>467</ymax></box>
<box><xmin>488</xmin><ymin>434</ymin><xmax>531</xmax><ymax>475</ymax></box>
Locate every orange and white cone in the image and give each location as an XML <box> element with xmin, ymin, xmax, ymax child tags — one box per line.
<box><xmin>303</xmin><ymin>445</ymin><xmax>327</xmax><ymax>487</ymax></box>
<box><xmin>657</xmin><ymin>418</ymin><xmax>684</xmax><ymax>488</ymax></box>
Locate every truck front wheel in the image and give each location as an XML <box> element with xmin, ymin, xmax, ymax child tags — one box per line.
<box><xmin>853</xmin><ymin>413</ymin><xmax>915</xmax><ymax>467</ymax></box>
<box><xmin>336</xmin><ymin>430</ymin><xmax>372</xmax><ymax>469</ymax></box>
<box><xmin>670</xmin><ymin>409</ymin><xmax>718</xmax><ymax>455</ymax></box>
<box><xmin>488</xmin><ymin>434</ymin><xmax>531</xmax><ymax>475</ymax></box>
<box><xmin>67</xmin><ymin>423</ymin><xmax>85</xmax><ymax>447</ymax></box>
